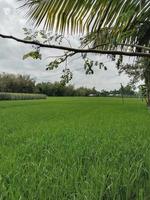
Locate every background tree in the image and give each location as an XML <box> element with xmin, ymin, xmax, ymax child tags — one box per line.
<box><xmin>118</xmin><ymin>58</ymin><xmax>150</xmax><ymax>106</ymax></box>
<box><xmin>36</xmin><ymin>82</ymin><xmax>100</xmax><ymax>96</ymax></box>
<box><xmin>0</xmin><ymin>73</ymin><xmax>35</xmax><ymax>93</ymax></box>
<box><xmin>0</xmin><ymin>73</ymin><xmax>100</xmax><ymax>96</ymax></box>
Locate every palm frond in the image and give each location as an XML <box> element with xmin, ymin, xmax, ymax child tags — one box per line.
<box><xmin>19</xmin><ymin>0</ymin><xmax>150</xmax><ymax>47</ymax></box>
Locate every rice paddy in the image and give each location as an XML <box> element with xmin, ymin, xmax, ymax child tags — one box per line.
<box><xmin>0</xmin><ymin>97</ymin><xmax>150</xmax><ymax>200</ymax></box>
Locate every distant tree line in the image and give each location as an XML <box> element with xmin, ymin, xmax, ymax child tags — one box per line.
<box><xmin>0</xmin><ymin>73</ymin><xmax>99</xmax><ymax>96</ymax></box>
<box><xmin>0</xmin><ymin>73</ymin><xmax>35</xmax><ymax>93</ymax></box>
<box><xmin>100</xmin><ymin>85</ymin><xmax>136</xmax><ymax>97</ymax></box>
<box><xmin>36</xmin><ymin>82</ymin><xmax>99</xmax><ymax>96</ymax></box>
<box><xmin>0</xmin><ymin>73</ymin><xmax>136</xmax><ymax>97</ymax></box>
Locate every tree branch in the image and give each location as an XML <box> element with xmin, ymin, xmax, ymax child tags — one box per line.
<box><xmin>0</xmin><ymin>33</ymin><xmax>150</xmax><ymax>57</ymax></box>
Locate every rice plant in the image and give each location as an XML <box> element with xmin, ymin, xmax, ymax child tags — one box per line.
<box><xmin>0</xmin><ymin>97</ymin><xmax>150</xmax><ymax>199</ymax></box>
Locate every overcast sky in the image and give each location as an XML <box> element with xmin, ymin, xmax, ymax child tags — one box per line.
<box><xmin>0</xmin><ymin>0</ymin><xmax>131</xmax><ymax>91</ymax></box>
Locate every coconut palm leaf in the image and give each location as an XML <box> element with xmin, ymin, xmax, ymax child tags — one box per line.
<box><xmin>19</xmin><ymin>0</ymin><xmax>150</xmax><ymax>48</ymax></box>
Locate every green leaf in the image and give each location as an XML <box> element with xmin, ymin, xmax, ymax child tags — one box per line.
<box><xmin>23</xmin><ymin>51</ymin><xmax>42</xmax><ymax>60</ymax></box>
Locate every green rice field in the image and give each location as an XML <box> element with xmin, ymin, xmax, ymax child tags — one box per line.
<box><xmin>0</xmin><ymin>97</ymin><xmax>150</xmax><ymax>200</ymax></box>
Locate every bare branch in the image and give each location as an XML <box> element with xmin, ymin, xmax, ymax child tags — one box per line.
<box><xmin>0</xmin><ymin>33</ymin><xmax>150</xmax><ymax>57</ymax></box>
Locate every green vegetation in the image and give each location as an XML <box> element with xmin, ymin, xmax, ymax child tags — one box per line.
<box><xmin>0</xmin><ymin>73</ymin><xmax>137</xmax><ymax>97</ymax></box>
<box><xmin>0</xmin><ymin>73</ymin><xmax>98</xmax><ymax>97</ymax></box>
<box><xmin>0</xmin><ymin>92</ymin><xmax>47</xmax><ymax>100</ymax></box>
<box><xmin>0</xmin><ymin>73</ymin><xmax>35</xmax><ymax>93</ymax></box>
<box><xmin>0</xmin><ymin>97</ymin><xmax>150</xmax><ymax>199</ymax></box>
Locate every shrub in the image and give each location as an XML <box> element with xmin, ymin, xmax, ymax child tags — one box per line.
<box><xmin>0</xmin><ymin>92</ymin><xmax>47</xmax><ymax>100</ymax></box>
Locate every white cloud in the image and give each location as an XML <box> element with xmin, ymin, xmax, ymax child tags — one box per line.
<box><xmin>0</xmin><ymin>0</ymin><xmax>130</xmax><ymax>91</ymax></box>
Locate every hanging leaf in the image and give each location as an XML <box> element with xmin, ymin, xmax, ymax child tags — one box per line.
<box><xmin>60</xmin><ymin>69</ymin><xmax>73</xmax><ymax>85</ymax></box>
<box><xmin>23</xmin><ymin>51</ymin><xmax>42</xmax><ymax>60</ymax></box>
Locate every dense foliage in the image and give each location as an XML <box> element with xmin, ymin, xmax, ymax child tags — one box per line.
<box><xmin>36</xmin><ymin>82</ymin><xmax>99</xmax><ymax>97</ymax></box>
<box><xmin>0</xmin><ymin>73</ymin><xmax>35</xmax><ymax>93</ymax></box>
